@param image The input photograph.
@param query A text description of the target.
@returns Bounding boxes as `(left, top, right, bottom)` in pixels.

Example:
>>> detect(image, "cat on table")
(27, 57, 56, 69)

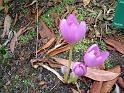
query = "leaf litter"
(1, 15, 11, 38)
(104, 37, 124, 55)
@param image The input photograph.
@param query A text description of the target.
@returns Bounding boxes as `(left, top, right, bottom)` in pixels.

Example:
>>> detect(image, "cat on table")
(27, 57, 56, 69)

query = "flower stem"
(64, 45, 73, 83)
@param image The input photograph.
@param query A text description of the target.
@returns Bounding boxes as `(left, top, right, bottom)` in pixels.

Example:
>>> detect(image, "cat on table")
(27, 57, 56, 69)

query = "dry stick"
(40, 64, 64, 82)
(36, 0, 39, 58)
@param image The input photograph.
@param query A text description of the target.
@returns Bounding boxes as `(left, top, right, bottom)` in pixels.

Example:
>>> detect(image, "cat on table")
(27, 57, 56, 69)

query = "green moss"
(41, 2, 64, 28)
(98, 40, 107, 51)
(19, 31, 36, 44)
(105, 57, 113, 69)
(77, 8, 99, 18)
(74, 38, 95, 52)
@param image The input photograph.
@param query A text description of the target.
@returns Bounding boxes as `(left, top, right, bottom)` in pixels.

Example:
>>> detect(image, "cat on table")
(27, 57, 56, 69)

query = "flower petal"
(84, 52, 97, 67)
(67, 14, 79, 25)
(86, 44, 100, 53)
(60, 19, 71, 42)
(73, 21, 87, 43)
(96, 51, 109, 65)
(72, 62, 87, 76)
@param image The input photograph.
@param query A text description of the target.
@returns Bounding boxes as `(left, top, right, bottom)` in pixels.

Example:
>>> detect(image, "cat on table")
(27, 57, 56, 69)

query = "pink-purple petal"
(72, 62, 87, 76)
(60, 14, 86, 44)
(84, 52, 97, 67)
(86, 44, 100, 53)
(67, 14, 79, 25)
(96, 51, 109, 64)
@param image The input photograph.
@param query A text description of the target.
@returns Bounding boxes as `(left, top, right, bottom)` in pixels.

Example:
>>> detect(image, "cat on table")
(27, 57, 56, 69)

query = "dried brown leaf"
(104, 38, 124, 54)
(52, 57, 68, 66)
(100, 65, 121, 93)
(83, 0, 91, 6)
(30, 58, 48, 68)
(85, 67, 120, 81)
(40, 19, 54, 39)
(106, 44, 115, 50)
(48, 63, 62, 68)
(10, 27, 26, 53)
(47, 44, 70, 56)
(36, 37, 56, 54)
(1, 15, 11, 38)
(117, 77, 124, 89)
(89, 81, 103, 93)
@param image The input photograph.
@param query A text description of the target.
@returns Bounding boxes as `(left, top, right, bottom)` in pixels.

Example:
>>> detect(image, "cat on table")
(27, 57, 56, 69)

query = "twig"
(40, 64, 64, 82)
(36, 0, 39, 58)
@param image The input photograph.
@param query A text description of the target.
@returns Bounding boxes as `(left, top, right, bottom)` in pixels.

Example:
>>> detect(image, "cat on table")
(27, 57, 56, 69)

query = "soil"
(0, 0, 124, 93)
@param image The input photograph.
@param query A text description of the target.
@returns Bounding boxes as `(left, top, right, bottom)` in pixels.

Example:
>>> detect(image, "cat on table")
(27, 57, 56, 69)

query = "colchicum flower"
(72, 62, 87, 76)
(60, 14, 86, 44)
(84, 44, 109, 67)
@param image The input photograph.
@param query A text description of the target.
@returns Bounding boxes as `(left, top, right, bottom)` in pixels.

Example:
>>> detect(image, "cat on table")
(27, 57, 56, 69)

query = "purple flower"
(60, 14, 86, 44)
(72, 62, 87, 76)
(84, 44, 109, 67)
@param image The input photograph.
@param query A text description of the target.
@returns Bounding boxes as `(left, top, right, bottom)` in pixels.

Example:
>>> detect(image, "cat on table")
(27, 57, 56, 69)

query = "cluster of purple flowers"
(60, 14, 109, 77)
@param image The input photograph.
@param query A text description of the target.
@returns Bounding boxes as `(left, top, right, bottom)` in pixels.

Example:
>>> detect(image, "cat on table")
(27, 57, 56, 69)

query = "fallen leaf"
(118, 35, 124, 43)
(89, 81, 103, 93)
(117, 77, 124, 89)
(40, 19, 54, 39)
(104, 38, 124, 54)
(100, 65, 121, 93)
(52, 57, 68, 66)
(106, 44, 115, 50)
(30, 58, 63, 69)
(47, 44, 70, 56)
(83, 0, 91, 6)
(36, 37, 56, 54)
(85, 67, 120, 81)
(1, 15, 11, 38)
(10, 27, 26, 53)
(30, 58, 48, 68)
(48, 63, 62, 68)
